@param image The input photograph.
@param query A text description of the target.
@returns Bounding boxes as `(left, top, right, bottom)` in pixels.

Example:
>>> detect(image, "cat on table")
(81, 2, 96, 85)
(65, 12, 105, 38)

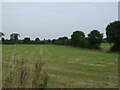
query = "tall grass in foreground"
(3, 56, 48, 88)
(32, 60, 48, 88)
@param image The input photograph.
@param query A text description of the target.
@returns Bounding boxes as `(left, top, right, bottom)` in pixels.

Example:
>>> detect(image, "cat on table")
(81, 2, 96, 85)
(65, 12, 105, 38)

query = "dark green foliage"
(2, 20, 119, 52)
(10, 33, 20, 44)
(0, 32, 4, 37)
(2, 37, 5, 41)
(106, 21, 120, 52)
(67, 39, 72, 45)
(71, 31, 85, 47)
(80, 38, 89, 48)
(17, 40, 24, 44)
(62, 37, 69, 45)
(47, 39, 52, 44)
(52, 37, 69, 45)
(110, 43, 120, 52)
(43, 39, 47, 44)
(2, 39, 12, 44)
(23, 37, 30, 44)
(102, 38, 107, 43)
(52, 39, 57, 44)
(35, 38, 40, 42)
(2, 39, 23, 44)
(88, 30, 103, 49)
(57, 37, 69, 45)
(35, 38, 40, 44)
(0, 32, 4, 44)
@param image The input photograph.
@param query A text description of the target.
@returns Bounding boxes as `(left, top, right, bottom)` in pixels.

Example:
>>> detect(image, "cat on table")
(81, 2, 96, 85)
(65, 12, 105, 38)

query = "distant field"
(2, 44, 118, 88)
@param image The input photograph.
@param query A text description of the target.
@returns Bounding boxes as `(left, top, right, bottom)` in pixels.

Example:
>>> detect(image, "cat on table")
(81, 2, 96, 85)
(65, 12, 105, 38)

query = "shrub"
(80, 38, 89, 48)
(110, 44, 120, 52)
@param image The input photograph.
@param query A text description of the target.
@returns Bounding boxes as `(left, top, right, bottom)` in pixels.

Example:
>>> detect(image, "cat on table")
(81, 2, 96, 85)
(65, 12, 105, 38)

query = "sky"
(2, 2, 118, 40)
(118, 1, 120, 21)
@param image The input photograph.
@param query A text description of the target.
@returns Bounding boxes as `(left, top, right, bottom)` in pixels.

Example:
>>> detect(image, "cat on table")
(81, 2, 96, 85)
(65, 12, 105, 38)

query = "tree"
(10, 33, 20, 44)
(35, 38, 40, 42)
(2, 37, 5, 41)
(0, 32, 5, 43)
(88, 30, 103, 49)
(35, 38, 40, 44)
(80, 38, 89, 48)
(67, 39, 72, 45)
(43, 39, 47, 44)
(62, 37, 69, 45)
(106, 21, 120, 52)
(56, 37, 69, 45)
(0, 32, 4, 37)
(71, 31, 85, 47)
(58, 37, 63, 45)
(102, 38, 107, 43)
(52, 39, 57, 44)
(47, 39, 52, 44)
(23, 37, 30, 44)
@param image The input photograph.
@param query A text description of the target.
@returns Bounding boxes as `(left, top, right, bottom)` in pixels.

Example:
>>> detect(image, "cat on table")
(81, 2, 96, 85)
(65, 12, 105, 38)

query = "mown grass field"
(2, 44, 118, 88)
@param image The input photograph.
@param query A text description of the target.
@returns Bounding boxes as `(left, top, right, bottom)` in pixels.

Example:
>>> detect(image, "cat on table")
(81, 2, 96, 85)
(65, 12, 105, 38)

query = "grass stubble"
(2, 44, 118, 88)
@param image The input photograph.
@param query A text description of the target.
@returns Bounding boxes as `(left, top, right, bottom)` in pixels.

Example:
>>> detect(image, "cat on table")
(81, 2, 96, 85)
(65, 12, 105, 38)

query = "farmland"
(2, 44, 118, 88)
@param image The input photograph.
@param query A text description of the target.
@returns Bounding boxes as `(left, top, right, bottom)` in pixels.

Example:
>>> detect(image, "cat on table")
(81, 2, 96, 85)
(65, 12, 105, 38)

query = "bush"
(80, 38, 89, 48)
(88, 43, 101, 50)
(110, 44, 120, 52)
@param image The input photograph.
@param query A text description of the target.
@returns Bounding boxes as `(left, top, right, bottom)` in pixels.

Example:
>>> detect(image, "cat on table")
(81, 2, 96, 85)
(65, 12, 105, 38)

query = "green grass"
(2, 44, 118, 88)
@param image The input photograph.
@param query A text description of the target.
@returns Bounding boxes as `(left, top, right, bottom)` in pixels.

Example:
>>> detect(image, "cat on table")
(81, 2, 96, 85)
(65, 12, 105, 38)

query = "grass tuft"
(3, 56, 48, 88)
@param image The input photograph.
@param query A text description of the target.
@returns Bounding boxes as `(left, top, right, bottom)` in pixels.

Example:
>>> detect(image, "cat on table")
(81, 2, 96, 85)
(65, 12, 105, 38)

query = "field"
(2, 44, 118, 88)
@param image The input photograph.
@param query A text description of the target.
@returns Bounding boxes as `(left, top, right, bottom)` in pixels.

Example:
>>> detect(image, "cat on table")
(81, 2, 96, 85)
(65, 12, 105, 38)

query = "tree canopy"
(10, 33, 20, 44)
(23, 37, 30, 44)
(71, 31, 85, 47)
(106, 21, 120, 51)
(10, 33, 20, 40)
(0, 32, 4, 37)
(2, 20, 119, 52)
(35, 38, 40, 42)
(88, 30, 103, 49)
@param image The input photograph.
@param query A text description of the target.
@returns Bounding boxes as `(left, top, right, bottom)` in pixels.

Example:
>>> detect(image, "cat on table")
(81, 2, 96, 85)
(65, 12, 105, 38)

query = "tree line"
(0, 21, 120, 52)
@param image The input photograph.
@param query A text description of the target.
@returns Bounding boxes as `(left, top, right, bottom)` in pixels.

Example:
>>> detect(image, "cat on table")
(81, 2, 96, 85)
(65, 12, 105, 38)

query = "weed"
(32, 60, 48, 88)
(3, 56, 48, 88)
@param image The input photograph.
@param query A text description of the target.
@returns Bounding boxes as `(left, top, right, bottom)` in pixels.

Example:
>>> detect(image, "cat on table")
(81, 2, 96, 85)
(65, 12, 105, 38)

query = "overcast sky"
(2, 2, 118, 40)
(118, 1, 120, 21)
